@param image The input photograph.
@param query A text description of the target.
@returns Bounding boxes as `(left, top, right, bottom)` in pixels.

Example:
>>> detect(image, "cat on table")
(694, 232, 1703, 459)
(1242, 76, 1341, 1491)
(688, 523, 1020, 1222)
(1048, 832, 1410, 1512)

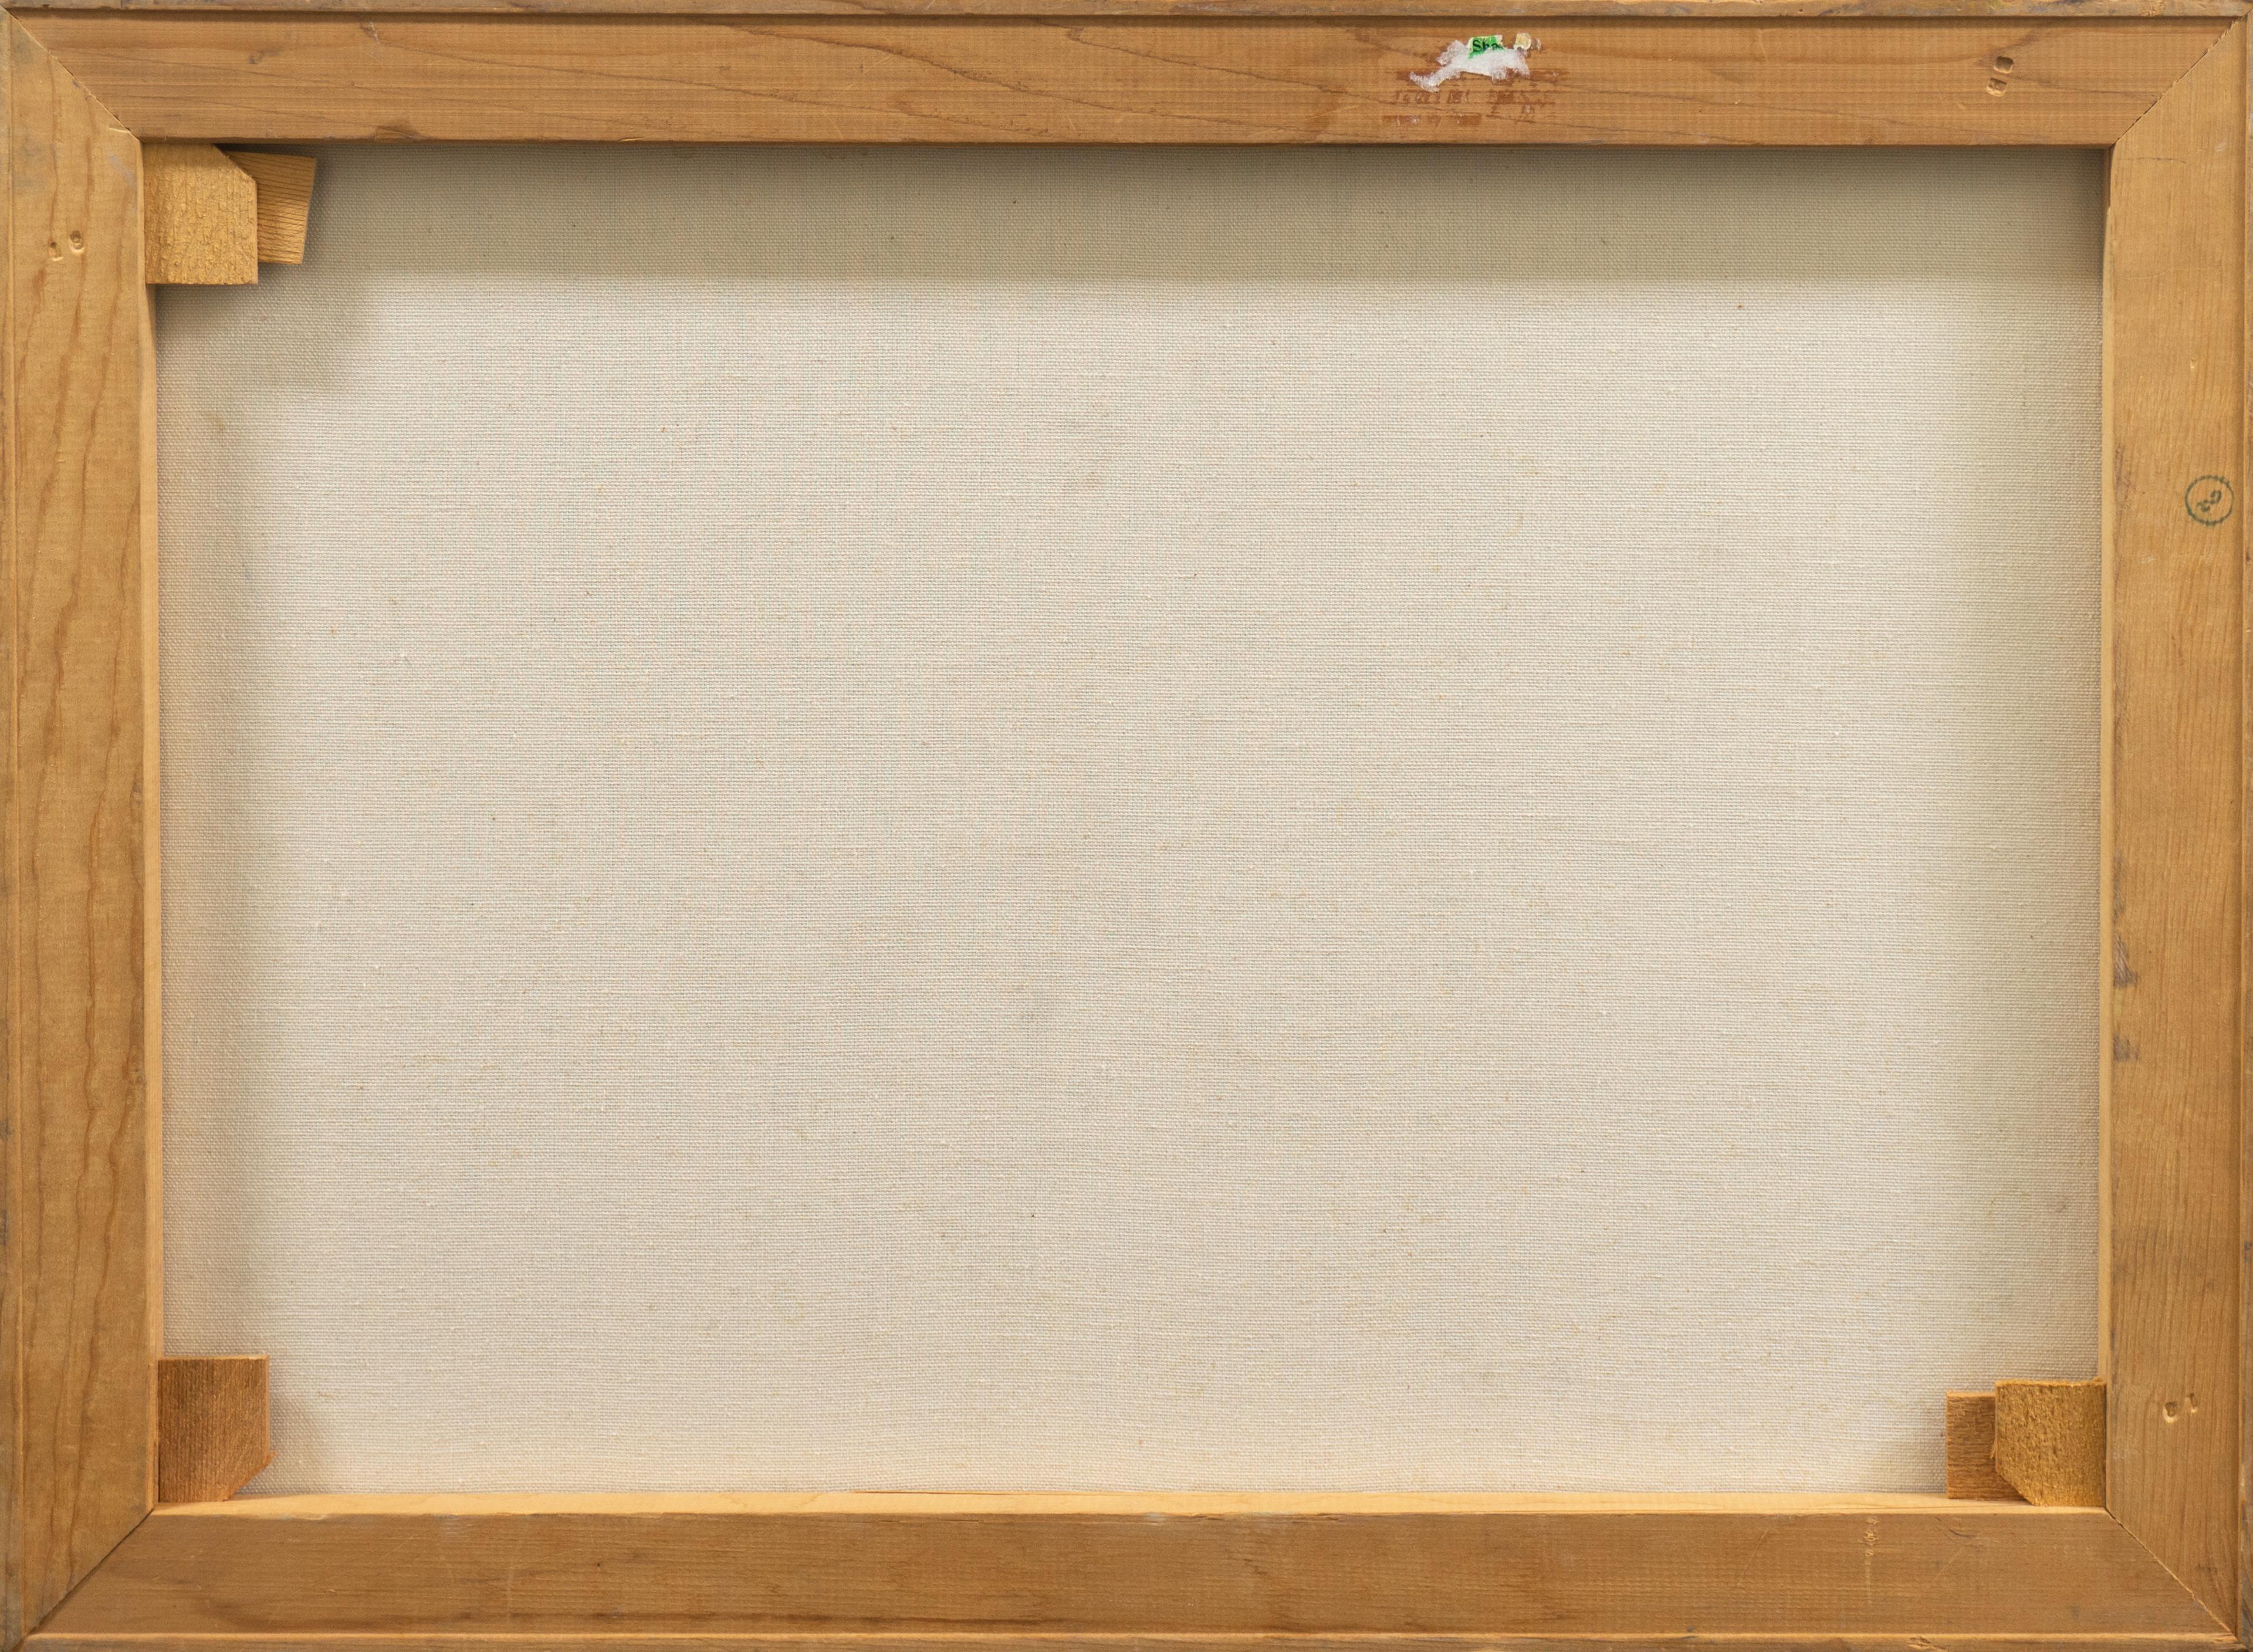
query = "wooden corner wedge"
(141, 141, 256, 283)
(1946, 1382, 2106, 1505)
(222, 150, 316, 264)
(1944, 1391, 2025, 1501)
(1991, 1379, 2106, 1506)
(157, 1357, 273, 1504)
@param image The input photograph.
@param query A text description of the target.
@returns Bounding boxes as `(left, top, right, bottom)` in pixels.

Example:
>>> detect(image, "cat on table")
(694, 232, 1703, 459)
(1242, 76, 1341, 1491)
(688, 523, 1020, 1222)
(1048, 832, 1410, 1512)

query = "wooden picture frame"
(1, 4, 2242, 1646)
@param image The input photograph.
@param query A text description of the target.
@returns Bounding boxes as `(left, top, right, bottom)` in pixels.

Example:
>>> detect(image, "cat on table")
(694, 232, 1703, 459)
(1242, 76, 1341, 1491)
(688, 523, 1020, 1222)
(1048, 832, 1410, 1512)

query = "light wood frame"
(1, 4, 2244, 1646)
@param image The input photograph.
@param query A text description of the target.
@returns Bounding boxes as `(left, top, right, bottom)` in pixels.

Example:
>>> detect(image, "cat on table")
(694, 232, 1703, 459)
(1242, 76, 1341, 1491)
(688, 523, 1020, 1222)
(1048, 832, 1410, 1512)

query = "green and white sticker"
(1412, 31, 1538, 89)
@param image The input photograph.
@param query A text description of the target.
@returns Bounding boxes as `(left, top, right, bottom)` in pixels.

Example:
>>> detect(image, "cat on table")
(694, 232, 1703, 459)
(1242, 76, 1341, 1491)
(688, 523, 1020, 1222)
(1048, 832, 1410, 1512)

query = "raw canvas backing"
(156, 144, 2102, 1494)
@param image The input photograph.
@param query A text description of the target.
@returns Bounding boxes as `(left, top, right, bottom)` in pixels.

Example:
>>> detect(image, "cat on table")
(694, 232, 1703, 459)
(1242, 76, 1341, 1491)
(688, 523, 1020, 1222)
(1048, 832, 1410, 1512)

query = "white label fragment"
(1410, 31, 1539, 90)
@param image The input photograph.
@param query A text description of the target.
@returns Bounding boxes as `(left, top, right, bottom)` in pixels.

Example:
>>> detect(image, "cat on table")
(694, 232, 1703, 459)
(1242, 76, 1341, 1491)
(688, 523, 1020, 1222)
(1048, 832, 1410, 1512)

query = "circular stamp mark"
(2186, 475, 2235, 526)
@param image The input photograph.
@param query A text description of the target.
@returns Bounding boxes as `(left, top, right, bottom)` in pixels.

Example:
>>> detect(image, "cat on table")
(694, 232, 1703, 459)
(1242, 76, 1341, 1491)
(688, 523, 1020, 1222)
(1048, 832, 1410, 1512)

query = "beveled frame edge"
(2103, 16, 2247, 1634)
(2, 9, 2241, 1650)
(2, 14, 155, 1651)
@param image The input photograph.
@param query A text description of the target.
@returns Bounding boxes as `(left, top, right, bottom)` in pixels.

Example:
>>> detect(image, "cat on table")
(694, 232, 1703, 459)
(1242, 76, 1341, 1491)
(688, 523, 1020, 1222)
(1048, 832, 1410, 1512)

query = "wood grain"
(155, 1358, 269, 1504)
(14, 15, 2225, 145)
(2102, 16, 2246, 1633)
(2242, 13, 2253, 1644)
(1992, 1380, 2106, 1507)
(26, 1638, 2237, 1652)
(0, 8, 2236, 1649)
(24, 1495, 2231, 1646)
(3, 0, 2247, 15)
(0, 13, 156, 1648)
(140, 142, 254, 282)
(1946, 1392, 2025, 1501)
(220, 150, 312, 263)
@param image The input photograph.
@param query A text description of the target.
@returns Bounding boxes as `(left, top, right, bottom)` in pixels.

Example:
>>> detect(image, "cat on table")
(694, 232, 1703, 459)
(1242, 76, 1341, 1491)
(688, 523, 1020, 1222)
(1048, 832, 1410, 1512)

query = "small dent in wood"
(1986, 53, 2014, 94)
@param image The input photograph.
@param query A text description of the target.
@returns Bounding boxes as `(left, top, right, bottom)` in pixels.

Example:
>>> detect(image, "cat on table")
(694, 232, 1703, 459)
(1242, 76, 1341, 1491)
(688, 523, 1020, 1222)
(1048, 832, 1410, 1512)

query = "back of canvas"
(155, 144, 2102, 1495)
